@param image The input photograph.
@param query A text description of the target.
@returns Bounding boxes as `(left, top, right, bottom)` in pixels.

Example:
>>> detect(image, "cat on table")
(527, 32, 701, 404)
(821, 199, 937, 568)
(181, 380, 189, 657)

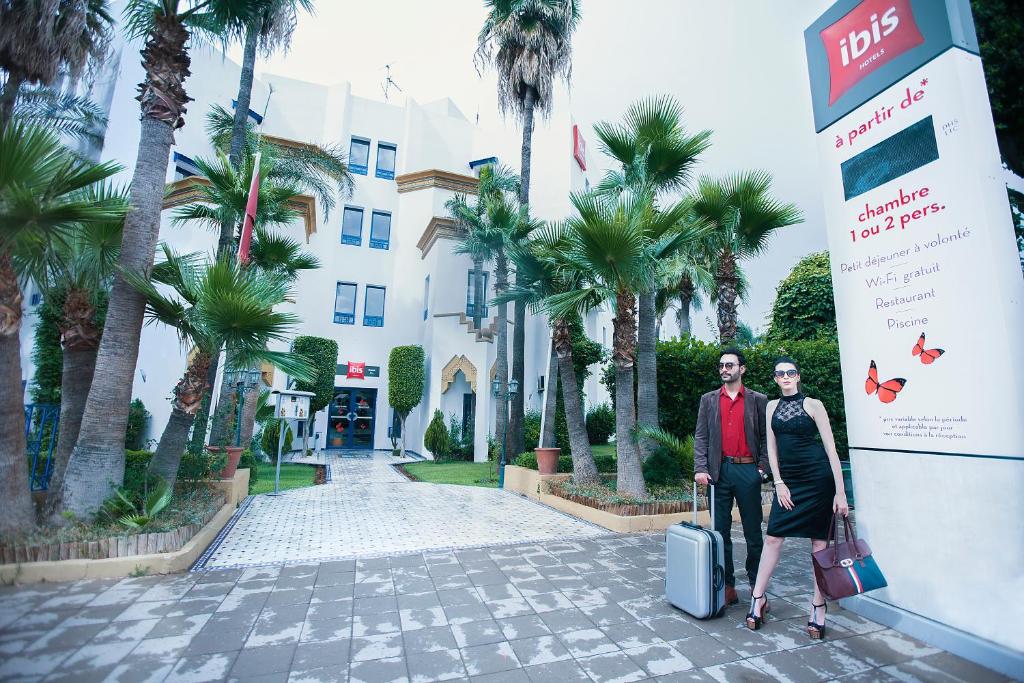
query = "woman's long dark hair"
(774, 356, 803, 394)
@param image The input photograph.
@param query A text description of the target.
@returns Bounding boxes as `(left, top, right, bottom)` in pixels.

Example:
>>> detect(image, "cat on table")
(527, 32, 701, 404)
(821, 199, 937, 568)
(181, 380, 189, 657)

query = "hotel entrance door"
(326, 388, 377, 449)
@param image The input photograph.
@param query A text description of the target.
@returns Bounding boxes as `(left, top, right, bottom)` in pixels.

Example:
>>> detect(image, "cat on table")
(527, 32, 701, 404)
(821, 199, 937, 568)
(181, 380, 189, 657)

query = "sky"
(231, 0, 837, 341)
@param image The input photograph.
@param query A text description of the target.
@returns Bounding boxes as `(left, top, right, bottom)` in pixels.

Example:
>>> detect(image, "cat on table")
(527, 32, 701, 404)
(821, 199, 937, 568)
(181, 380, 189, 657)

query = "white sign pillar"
(804, 0, 1024, 676)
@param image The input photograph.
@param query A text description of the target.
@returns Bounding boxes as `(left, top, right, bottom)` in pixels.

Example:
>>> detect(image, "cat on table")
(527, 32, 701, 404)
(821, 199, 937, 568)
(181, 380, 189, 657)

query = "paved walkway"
(196, 451, 610, 569)
(0, 453, 1011, 682)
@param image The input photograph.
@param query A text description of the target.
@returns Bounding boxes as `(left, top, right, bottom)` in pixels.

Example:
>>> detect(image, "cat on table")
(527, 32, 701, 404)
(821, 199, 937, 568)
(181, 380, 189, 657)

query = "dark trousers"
(714, 460, 764, 588)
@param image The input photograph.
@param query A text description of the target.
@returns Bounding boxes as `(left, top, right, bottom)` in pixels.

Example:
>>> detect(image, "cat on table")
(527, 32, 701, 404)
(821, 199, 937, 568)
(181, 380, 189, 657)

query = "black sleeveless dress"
(766, 393, 836, 539)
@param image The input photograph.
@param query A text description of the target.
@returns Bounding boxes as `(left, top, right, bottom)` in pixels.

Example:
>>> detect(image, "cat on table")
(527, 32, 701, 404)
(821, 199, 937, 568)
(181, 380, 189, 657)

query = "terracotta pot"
(534, 447, 561, 475)
(330, 436, 343, 447)
(208, 446, 244, 480)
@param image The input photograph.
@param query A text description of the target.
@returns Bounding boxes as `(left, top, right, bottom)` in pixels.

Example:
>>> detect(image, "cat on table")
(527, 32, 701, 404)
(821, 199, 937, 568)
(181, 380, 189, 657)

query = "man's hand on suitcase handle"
(695, 472, 711, 487)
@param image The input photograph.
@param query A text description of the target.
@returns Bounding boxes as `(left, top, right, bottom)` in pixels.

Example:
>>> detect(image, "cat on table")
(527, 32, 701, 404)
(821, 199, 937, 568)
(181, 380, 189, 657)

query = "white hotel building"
(21, 46, 619, 460)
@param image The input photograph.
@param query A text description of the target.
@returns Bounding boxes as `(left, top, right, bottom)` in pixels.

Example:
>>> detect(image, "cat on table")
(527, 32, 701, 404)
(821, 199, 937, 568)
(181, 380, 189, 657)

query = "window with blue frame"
(350, 137, 370, 175)
(423, 275, 430, 320)
(364, 285, 386, 327)
(341, 206, 363, 246)
(333, 282, 357, 324)
(376, 143, 397, 179)
(173, 152, 201, 180)
(466, 270, 489, 318)
(369, 211, 391, 250)
(231, 100, 264, 125)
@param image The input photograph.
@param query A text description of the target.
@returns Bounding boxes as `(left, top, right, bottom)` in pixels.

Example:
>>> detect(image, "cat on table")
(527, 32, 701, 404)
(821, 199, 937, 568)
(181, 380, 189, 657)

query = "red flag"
(237, 152, 261, 264)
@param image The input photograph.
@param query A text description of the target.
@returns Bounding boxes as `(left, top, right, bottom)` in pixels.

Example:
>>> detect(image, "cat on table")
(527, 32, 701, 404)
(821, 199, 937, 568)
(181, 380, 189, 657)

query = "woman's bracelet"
(774, 481, 786, 487)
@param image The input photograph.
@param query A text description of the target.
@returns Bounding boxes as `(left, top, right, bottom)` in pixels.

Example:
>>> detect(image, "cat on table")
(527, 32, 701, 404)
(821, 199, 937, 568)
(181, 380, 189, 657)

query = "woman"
(745, 357, 849, 639)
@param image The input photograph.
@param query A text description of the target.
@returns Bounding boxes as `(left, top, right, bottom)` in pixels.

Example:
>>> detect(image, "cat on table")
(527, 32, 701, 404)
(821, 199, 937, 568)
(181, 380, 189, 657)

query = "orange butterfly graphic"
(865, 361, 906, 403)
(912, 333, 944, 364)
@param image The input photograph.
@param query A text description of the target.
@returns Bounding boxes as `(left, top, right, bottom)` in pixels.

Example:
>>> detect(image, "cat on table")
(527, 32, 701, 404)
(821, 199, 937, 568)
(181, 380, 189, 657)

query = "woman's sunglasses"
(774, 369, 799, 378)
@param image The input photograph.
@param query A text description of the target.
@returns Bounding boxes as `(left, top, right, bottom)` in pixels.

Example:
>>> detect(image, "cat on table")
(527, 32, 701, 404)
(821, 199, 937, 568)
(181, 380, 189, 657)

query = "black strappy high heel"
(745, 594, 769, 630)
(807, 601, 827, 639)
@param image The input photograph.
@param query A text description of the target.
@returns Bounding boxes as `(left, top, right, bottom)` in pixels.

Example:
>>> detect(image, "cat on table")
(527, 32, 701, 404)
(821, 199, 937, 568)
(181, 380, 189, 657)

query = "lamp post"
(491, 376, 519, 489)
(225, 368, 262, 447)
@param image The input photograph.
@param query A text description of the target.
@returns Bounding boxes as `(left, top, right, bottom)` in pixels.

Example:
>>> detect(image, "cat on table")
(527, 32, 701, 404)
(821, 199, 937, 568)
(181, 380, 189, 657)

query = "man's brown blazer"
(693, 387, 769, 483)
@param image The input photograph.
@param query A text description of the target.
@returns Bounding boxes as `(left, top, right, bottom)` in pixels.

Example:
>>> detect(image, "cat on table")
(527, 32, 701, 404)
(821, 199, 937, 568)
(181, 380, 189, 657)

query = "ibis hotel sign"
(804, 0, 1024, 671)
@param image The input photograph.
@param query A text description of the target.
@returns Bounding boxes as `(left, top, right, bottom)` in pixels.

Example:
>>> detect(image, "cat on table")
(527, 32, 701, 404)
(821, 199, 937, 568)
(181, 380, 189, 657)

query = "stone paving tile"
(348, 655, 408, 683)
(406, 648, 466, 682)
(497, 615, 551, 641)
(576, 650, 648, 683)
(507, 634, 571, 666)
(168, 651, 239, 682)
(403, 626, 459, 654)
(450, 619, 505, 648)
(522, 658, 592, 682)
(460, 641, 520, 676)
(623, 643, 695, 677)
(350, 632, 404, 661)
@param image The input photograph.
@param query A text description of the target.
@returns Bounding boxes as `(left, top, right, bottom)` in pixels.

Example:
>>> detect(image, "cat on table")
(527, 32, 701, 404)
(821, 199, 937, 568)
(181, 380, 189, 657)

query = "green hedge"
(513, 451, 616, 474)
(292, 336, 339, 415)
(617, 336, 848, 457)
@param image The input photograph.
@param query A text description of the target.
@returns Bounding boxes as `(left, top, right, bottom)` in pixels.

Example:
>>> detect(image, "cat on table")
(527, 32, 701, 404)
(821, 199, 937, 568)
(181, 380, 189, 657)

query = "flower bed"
(550, 480, 706, 517)
(0, 487, 225, 564)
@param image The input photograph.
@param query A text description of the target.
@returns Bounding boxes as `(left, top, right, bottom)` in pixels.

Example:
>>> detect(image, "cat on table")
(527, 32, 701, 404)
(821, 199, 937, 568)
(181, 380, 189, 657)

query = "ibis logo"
(820, 0, 924, 105)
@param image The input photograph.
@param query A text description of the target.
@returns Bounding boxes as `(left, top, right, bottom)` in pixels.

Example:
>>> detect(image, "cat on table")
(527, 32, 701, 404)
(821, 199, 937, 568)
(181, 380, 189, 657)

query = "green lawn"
(592, 443, 616, 458)
(250, 462, 317, 495)
(402, 461, 499, 488)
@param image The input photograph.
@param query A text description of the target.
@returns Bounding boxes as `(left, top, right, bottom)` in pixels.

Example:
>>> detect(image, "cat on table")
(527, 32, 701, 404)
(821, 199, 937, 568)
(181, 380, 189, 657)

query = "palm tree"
(125, 247, 314, 489)
(445, 164, 519, 332)
(0, 0, 115, 128)
(475, 0, 580, 459)
(200, 106, 353, 448)
(25, 183, 129, 519)
(9, 86, 108, 146)
(61, 0, 268, 518)
(690, 171, 803, 342)
(593, 96, 711, 458)
(0, 123, 123, 532)
(499, 223, 600, 484)
(450, 188, 531, 470)
(550, 190, 695, 497)
(169, 148, 314, 449)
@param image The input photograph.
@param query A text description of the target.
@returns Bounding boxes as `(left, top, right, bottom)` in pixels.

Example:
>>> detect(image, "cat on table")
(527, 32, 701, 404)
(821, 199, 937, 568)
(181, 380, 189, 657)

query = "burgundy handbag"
(811, 514, 887, 600)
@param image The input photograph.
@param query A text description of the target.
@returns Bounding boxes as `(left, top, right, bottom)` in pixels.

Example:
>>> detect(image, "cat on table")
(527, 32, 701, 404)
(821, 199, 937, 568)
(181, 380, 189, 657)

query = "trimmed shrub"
(424, 409, 451, 460)
(238, 449, 259, 492)
(292, 336, 339, 416)
(524, 410, 541, 451)
(585, 403, 615, 445)
(388, 346, 426, 453)
(125, 399, 150, 450)
(642, 446, 686, 487)
(30, 291, 64, 406)
(767, 252, 837, 342)
(260, 422, 294, 462)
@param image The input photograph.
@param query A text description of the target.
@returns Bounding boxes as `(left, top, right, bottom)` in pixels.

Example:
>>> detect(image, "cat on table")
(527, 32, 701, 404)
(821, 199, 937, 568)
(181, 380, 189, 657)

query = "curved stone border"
(0, 470, 249, 585)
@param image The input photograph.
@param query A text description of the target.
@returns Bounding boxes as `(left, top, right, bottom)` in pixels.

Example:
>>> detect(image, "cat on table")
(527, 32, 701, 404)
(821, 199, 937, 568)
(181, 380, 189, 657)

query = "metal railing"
(25, 404, 60, 491)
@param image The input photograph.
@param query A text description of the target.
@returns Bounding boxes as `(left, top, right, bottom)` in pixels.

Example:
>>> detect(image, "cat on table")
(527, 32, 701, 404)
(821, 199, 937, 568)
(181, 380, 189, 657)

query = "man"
(694, 348, 769, 606)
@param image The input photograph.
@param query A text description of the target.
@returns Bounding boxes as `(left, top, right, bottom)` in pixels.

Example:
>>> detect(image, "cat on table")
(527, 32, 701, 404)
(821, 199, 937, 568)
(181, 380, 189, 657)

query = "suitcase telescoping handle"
(692, 482, 714, 528)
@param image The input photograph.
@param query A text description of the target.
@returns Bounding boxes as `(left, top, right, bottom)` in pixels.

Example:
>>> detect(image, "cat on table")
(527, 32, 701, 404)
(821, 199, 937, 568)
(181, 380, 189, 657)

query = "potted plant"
(534, 447, 561, 475)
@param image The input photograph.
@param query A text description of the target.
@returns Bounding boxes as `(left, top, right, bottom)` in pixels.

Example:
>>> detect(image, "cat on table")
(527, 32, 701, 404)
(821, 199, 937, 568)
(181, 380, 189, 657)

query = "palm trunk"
(0, 254, 35, 532)
(540, 340, 558, 448)
(0, 72, 24, 131)
(494, 251, 509, 479)
(472, 257, 484, 331)
(150, 350, 211, 488)
(677, 275, 694, 337)
(62, 13, 191, 517)
(636, 291, 658, 460)
(612, 290, 646, 498)
(510, 87, 536, 462)
(239, 381, 260, 446)
(42, 287, 101, 521)
(716, 250, 740, 343)
(553, 319, 598, 485)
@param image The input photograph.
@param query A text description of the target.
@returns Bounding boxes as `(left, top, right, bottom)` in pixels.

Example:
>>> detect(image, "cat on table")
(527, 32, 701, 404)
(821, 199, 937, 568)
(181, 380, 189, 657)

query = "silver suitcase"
(665, 483, 726, 619)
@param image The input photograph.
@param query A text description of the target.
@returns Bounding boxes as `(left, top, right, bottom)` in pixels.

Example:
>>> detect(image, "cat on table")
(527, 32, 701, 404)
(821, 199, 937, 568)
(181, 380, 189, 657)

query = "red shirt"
(719, 385, 751, 458)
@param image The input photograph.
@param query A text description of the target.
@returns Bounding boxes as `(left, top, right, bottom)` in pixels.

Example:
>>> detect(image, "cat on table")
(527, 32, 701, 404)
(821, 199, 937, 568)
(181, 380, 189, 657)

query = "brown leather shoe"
(725, 585, 739, 606)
